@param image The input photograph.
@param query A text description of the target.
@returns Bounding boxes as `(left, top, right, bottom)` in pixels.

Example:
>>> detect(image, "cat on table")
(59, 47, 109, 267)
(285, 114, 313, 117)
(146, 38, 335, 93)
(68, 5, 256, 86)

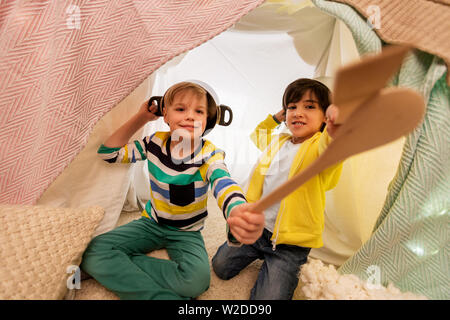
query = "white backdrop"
(144, 31, 315, 184)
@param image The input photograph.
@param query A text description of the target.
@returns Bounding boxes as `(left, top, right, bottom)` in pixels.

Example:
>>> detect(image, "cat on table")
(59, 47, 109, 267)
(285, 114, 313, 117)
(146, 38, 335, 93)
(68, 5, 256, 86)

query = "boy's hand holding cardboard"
(227, 203, 265, 245)
(325, 104, 341, 139)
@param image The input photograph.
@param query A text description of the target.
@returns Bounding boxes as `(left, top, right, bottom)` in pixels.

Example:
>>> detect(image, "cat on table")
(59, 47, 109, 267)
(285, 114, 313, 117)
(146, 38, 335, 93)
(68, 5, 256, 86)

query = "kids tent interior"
(0, 0, 448, 300)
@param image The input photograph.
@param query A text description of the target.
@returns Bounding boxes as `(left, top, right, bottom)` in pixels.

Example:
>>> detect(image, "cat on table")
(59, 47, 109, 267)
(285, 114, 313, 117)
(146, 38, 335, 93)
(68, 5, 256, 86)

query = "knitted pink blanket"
(0, 0, 263, 204)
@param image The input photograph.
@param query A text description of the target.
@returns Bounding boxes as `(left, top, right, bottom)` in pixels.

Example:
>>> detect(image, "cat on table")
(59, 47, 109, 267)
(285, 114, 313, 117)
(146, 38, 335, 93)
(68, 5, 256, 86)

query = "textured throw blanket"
(313, 0, 449, 300)
(334, 0, 450, 85)
(0, 0, 264, 205)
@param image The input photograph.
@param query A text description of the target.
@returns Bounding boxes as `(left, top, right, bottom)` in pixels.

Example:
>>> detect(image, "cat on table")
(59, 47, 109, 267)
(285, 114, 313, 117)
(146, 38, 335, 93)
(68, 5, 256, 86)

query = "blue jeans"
(212, 229, 310, 300)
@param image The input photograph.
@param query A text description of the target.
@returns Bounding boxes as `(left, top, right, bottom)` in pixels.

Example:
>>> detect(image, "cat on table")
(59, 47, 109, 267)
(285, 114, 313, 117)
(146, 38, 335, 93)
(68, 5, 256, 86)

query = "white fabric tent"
(37, 3, 404, 266)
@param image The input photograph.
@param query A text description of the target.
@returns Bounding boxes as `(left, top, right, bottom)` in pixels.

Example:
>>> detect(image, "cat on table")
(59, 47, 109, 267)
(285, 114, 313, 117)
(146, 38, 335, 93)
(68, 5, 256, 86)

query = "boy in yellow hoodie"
(212, 78, 343, 299)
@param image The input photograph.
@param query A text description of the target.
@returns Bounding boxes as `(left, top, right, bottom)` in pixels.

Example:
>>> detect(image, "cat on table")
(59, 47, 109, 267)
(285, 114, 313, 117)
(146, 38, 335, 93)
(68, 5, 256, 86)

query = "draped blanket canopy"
(333, 0, 450, 85)
(2, 0, 448, 206)
(0, 0, 264, 205)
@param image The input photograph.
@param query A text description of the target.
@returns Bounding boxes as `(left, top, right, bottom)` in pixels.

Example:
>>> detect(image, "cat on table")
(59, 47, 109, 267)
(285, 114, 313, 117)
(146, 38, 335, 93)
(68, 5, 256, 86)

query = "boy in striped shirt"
(81, 81, 264, 300)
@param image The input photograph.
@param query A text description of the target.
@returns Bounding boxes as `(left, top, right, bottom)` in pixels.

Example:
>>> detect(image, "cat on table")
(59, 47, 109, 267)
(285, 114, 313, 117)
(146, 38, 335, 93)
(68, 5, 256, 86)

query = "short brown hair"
(164, 82, 216, 119)
(282, 78, 331, 113)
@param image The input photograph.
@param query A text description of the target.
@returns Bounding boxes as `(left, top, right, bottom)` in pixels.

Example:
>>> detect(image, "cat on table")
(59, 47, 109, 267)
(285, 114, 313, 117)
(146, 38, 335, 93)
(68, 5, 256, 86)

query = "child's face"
(285, 90, 325, 143)
(163, 89, 208, 141)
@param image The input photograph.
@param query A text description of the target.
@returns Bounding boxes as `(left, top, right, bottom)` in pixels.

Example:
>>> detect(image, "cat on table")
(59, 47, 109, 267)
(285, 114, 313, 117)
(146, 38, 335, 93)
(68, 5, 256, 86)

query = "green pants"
(80, 217, 210, 300)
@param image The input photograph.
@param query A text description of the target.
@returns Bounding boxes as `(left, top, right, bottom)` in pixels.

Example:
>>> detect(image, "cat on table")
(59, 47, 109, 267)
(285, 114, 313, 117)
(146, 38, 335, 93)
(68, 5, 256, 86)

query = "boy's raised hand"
(227, 203, 265, 245)
(274, 109, 286, 123)
(325, 104, 341, 138)
(103, 100, 160, 148)
(139, 100, 160, 122)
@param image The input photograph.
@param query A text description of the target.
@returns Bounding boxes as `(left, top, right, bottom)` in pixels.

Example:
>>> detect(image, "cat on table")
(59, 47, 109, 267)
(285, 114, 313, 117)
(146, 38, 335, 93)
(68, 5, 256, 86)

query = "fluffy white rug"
(300, 258, 427, 300)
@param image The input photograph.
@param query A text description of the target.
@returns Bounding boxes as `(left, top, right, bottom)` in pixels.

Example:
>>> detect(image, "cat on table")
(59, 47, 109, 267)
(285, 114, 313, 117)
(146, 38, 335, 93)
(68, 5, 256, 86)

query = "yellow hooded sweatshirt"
(246, 115, 343, 248)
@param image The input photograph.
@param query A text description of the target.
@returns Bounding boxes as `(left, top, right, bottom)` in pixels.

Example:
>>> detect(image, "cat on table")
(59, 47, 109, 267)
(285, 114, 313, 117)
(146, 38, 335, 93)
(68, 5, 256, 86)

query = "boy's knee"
(178, 266, 211, 298)
(212, 253, 234, 280)
(192, 269, 211, 297)
(84, 233, 112, 252)
(80, 234, 114, 272)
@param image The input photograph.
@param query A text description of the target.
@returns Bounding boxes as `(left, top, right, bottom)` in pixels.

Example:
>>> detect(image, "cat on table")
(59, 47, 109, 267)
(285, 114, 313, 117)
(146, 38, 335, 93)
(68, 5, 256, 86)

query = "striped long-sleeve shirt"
(98, 131, 246, 233)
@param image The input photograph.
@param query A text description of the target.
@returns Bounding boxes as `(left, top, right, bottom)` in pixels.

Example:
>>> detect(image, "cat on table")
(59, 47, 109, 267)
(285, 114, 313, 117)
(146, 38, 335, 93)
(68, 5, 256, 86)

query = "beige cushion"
(0, 205, 104, 300)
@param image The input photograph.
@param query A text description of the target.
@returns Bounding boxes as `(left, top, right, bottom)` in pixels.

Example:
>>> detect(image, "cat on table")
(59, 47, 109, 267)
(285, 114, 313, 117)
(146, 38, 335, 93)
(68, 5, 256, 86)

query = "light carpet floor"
(74, 194, 308, 300)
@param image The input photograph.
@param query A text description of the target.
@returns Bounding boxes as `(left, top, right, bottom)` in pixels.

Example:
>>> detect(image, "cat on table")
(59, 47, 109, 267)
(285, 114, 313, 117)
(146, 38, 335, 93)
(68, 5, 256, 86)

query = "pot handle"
(218, 104, 233, 126)
(148, 96, 163, 116)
